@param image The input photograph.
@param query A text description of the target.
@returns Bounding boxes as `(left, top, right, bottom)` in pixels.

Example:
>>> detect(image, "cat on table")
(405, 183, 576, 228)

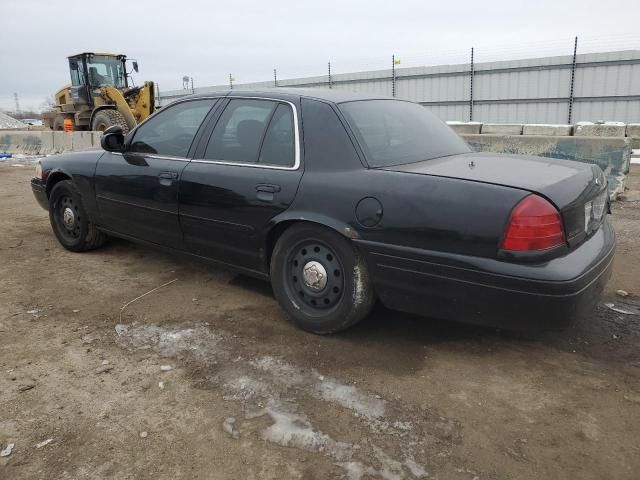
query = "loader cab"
(68, 53, 129, 106)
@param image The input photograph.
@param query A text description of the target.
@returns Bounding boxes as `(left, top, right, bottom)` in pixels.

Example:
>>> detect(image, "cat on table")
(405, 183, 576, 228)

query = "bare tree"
(39, 95, 56, 112)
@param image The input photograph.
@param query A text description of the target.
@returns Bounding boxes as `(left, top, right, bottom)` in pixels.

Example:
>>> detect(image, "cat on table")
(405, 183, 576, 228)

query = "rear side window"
(339, 100, 470, 167)
(204, 99, 276, 163)
(129, 99, 215, 157)
(259, 104, 295, 166)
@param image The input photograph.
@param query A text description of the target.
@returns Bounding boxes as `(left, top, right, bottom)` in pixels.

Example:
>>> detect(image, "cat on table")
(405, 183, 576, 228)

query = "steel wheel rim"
(286, 240, 345, 312)
(55, 195, 81, 241)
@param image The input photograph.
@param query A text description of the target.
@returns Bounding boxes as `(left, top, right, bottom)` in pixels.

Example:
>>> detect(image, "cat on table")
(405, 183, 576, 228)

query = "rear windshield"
(339, 100, 471, 167)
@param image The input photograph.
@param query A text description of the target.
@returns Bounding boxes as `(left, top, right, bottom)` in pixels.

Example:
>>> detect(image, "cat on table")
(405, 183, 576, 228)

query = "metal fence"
(158, 45, 640, 125)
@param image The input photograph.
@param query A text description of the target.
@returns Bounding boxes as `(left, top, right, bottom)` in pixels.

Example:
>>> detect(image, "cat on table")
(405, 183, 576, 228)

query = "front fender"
(44, 166, 74, 196)
(40, 150, 104, 224)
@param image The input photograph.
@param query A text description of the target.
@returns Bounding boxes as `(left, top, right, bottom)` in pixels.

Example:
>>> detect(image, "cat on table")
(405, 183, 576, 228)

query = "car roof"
(189, 87, 395, 104)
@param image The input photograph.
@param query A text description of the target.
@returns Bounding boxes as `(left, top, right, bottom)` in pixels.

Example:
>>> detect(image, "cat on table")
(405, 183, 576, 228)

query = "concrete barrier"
(481, 124, 523, 135)
(0, 130, 102, 155)
(522, 124, 573, 136)
(446, 122, 482, 135)
(626, 124, 640, 149)
(574, 122, 626, 137)
(462, 134, 631, 199)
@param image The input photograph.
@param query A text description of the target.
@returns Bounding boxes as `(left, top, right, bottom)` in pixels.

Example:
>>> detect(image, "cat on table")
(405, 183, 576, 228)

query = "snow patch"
(114, 323, 224, 361)
(114, 324, 430, 478)
(337, 445, 428, 480)
(316, 379, 385, 420)
(0, 111, 26, 129)
(250, 355, 385, 421)
(223, 375, 272, 401)
(258, 401, 353, 460)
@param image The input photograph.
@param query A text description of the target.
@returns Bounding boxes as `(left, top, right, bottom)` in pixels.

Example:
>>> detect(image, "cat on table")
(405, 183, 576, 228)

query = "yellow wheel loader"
(43, 52, 155, 133)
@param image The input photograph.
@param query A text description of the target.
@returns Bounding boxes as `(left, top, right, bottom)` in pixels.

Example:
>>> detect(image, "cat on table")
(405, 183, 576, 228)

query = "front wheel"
(49, 180, 106, 252)
(270, 224, 375, 334)
(91, 109, 129, 133)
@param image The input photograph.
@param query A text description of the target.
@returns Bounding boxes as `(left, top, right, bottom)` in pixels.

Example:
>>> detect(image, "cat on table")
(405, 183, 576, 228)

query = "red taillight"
(501, 195, 565, 251)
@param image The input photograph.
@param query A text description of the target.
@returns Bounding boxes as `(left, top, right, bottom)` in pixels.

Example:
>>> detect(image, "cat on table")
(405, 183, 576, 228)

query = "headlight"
(35, 162, 43, 179)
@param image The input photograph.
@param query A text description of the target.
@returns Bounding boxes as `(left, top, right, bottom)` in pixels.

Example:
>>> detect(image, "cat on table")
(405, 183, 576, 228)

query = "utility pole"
(229, 73, 234, 90)
(568, 36, 578, 124)
(274, 69, 278, 88)
(328, 62, 332, 89)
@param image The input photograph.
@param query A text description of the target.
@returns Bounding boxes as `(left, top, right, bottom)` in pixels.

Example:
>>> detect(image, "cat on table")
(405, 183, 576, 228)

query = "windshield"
(86, 55, 126, 88)
(339, 100, 471, 168)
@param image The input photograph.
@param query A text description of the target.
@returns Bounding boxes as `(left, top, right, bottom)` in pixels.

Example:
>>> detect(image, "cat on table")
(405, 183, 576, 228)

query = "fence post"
(328, 62, 332, 88)
(274, 69, 278, 88)
(229, 73, 233, 90)
(392, 55, 396, 97)
(568, 36, 578, 124)
(469, 47, 475, 122)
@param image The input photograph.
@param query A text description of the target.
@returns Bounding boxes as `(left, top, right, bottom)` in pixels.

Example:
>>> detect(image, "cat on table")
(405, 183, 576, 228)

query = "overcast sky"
(1, 0, 639, 111)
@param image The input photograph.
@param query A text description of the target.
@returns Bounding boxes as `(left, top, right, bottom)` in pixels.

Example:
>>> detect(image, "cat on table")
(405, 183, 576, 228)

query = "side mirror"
(100, 125, 125, 152)
(132, 61, 139, 73)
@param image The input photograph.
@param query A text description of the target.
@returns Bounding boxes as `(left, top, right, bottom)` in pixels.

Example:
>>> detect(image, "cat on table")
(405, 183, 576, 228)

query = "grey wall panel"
(573, 100, 640, 123)
(159, 50, 640, 123)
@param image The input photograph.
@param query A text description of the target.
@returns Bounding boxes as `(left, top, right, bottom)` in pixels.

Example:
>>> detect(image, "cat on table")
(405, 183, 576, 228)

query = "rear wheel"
(270, 224, 375, 334)
(49, 180, 106, 252)
(91, 109, 129, 133)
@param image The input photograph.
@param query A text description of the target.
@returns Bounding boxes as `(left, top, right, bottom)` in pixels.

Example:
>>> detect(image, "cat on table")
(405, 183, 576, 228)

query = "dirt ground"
(1, 162, 639, 480)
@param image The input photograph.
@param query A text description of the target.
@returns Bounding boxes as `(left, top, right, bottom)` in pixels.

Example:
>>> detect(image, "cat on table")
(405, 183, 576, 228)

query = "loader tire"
(91, 110, 130, 133)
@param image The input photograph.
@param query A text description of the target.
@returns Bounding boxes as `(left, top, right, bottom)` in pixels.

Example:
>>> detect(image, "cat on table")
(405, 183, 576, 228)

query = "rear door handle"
(159, 171, 178, 179)
(255, 183, 281, 202)
(158, 171, 178, 186)
(256, 183, 281, 193)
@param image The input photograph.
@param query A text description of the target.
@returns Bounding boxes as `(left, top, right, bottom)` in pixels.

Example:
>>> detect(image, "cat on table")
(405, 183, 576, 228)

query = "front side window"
(339, 100, 471, 168)
(86, 55, 126, 88)
(128, 100, 215, 157)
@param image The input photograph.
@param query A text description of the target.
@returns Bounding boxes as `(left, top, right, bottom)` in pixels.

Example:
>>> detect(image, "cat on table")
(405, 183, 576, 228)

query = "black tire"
(52, 116, 65, 131)
(270, 224, 375, 334)
(91, 109, 129, 133)
(49, 180, 106, 252)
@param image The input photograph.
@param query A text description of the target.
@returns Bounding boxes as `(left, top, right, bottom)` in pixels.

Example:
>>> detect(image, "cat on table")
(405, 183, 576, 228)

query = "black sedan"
(31, 89, 615, 334)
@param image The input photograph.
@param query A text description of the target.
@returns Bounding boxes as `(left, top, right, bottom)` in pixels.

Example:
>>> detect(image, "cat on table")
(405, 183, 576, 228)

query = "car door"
(94, 99, 218, 248)
(179, 97, 303, 272)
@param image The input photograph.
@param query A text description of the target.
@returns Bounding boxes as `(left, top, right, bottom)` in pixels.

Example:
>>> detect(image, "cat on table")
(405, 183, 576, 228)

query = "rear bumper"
(31, 178, 49, 210)
(357, 218, 615, 330)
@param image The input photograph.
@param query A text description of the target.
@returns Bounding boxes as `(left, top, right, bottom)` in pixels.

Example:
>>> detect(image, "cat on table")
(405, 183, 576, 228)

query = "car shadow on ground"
(96, 238, 639, 366)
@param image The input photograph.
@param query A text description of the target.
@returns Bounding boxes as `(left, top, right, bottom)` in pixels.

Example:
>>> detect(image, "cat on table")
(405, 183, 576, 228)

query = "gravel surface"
(1, 164, 639, 479)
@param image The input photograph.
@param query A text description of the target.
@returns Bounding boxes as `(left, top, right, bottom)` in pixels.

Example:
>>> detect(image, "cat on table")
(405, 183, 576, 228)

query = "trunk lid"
(382, 152, 608, 246)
